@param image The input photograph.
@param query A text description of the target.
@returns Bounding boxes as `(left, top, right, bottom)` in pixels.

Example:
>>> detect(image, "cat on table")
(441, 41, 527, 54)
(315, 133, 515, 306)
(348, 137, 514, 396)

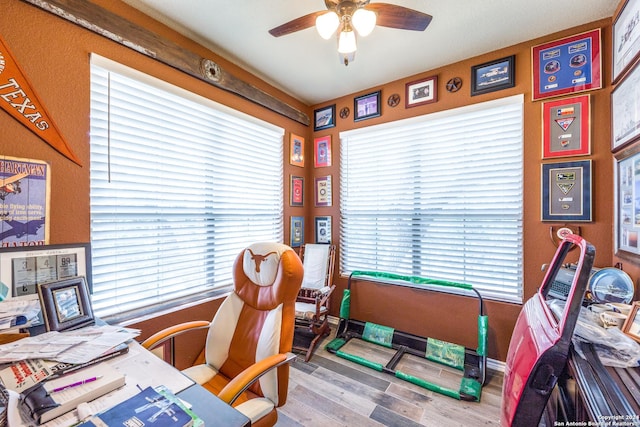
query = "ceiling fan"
(268, 1, 432, 66)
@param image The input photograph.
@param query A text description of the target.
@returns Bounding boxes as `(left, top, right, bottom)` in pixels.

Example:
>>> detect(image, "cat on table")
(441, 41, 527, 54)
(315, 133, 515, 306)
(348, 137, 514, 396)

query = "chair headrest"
(243, 242, 291, 286)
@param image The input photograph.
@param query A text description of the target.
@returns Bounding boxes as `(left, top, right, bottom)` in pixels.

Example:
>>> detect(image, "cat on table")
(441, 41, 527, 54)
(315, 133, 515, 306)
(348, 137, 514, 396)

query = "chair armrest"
(218, 352, 297, 405)
(316, 284, 336, 306)
(140, 320, 210, 350)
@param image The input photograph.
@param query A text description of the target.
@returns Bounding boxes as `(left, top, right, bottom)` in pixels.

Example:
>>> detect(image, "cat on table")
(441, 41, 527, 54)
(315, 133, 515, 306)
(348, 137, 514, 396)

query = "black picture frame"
(471, 55, 515, 96)
(541, 160, 592, 222)
(38, 276, 95, 332)
(354, 91, 381, 121)
(314, 104, 336, 131)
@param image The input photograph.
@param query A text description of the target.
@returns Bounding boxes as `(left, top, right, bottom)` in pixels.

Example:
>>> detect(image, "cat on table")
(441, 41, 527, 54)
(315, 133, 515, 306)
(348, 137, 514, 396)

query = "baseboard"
(325, 315, 506, 372)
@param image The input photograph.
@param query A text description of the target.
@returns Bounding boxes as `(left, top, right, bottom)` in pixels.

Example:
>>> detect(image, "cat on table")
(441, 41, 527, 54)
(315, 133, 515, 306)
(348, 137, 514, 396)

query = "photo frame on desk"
(38, 276, 95, 332)
(622, 302, 640, 343)
(0, 243, 92, 300)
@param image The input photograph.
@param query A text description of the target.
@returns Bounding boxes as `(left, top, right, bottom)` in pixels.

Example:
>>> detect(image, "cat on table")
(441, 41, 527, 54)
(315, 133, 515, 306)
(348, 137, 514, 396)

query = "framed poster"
(315, 175, 332, 207)
(354, 91, 381, 121)
(532, 29, 601, 101)
(405, 76, 437, 107)
(542, 95, 591, 158)
(290, 175, 304, 207)
(541, 160, 592, 222)
(314, 104, 335, 131)
(290, 216, 304, 248)
(0, 243, 92, 302)
(289, 133, 304, 167)
(1, 156, 50, 246)
(614, 142, 640, 260)
(471, 55, 515, 96)
(612, 60, 640, 151)
(314, 135, 332, 168)
(315, 216, 332, 244)
(613, 0, 640, 83)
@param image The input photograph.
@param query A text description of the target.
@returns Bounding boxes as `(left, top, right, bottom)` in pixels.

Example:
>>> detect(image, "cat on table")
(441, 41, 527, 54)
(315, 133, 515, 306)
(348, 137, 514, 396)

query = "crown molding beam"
(20, 0, 310, 126)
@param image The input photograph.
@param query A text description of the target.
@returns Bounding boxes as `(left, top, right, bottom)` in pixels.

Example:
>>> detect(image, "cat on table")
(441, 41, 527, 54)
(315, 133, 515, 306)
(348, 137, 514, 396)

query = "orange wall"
(1, 1, 628, 362)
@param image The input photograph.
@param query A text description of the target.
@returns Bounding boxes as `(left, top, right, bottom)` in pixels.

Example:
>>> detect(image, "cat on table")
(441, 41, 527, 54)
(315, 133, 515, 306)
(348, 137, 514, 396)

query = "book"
(19, 363, 126, 424)
(79, 386, 194, 427)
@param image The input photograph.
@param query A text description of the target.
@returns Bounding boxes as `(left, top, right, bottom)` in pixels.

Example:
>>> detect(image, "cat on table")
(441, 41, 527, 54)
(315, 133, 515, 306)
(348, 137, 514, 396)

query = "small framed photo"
(541, 160, 592, 222)
(612, 60, 640, 151)
(405, 76, 437, 107)
(613, 0, 640, 83)
(290, 175, 304, 207)
(289, 133, 304, 167)
(542, 94, 591, 159)
(315, 175, 332, 207)
(621, 301, 640, 343)
(290, 216, 304, 248)
(314, 135, 332, 168)
(37, 276, 95, 332)
(314, 104, 336, 131)
(471, 55, 515, 96)
(354, 91, 381, 121)
(532, 29, 601, 101)
(315, 216, 332, 244)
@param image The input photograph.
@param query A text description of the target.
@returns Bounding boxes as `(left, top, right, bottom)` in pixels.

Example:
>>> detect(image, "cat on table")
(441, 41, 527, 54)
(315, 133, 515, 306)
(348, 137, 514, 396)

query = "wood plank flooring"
(278, 327, 503, 426)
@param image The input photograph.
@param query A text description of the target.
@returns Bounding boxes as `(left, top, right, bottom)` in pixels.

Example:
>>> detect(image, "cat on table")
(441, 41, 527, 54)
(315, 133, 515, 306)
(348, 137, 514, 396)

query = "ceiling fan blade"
(366, 3, 432, 31)
(268, 11, 327, 37)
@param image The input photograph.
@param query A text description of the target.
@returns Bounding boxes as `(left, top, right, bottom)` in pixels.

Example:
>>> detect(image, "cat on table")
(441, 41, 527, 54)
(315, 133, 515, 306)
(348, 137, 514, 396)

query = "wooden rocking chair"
(293, 244, 336, 362)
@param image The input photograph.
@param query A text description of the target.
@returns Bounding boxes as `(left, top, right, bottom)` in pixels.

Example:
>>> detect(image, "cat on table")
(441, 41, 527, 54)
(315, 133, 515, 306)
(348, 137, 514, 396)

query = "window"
(89, 55, 284, 319)
(340, 95, 523, 303)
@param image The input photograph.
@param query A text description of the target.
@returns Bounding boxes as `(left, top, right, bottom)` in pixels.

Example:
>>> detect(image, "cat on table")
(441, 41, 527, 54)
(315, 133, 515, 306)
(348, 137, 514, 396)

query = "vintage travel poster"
(0, 156, 50, 247)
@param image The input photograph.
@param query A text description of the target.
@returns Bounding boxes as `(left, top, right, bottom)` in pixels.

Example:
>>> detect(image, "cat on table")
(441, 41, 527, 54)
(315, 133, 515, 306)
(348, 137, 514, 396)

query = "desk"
(551, 343, 640, 424)
(11, 339, 250, 427)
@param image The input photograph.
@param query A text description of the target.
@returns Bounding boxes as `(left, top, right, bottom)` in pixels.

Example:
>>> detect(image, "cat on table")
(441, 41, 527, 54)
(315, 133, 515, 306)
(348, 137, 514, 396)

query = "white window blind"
(89, 55, 284, 318)
(340, 95, 524, 303)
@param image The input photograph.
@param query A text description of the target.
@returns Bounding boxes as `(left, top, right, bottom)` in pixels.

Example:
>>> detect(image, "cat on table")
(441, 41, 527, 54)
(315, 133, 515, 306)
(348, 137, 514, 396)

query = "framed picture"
(314, 135, 332, 168)
(314, 104, 336, 131)
(315, 216, 332, 244)
(405, 76, 437, 107)
(532, 29, 601, 101)
(542, 94, 591, 158)
(315, 175, 332, 207)
(613, 0, 640, 83)
(541, 160, 592, 222)
(612, 60, 640, 151)
(0, 243, 92, 300)
(622, 302, 640, 343)
(37, 276, 95, 332)
(290, 216, 304, 248)
(614, 142, 640, 260)
(354, 91, 381, 121)
(290, 175, 304, 207)
(289, 133, 304, 167)
(471, 55, 515, 96)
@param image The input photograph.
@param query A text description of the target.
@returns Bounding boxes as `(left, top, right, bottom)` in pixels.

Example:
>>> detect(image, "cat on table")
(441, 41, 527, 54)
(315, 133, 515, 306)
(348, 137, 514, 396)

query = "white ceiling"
(121, 0, 618, 106)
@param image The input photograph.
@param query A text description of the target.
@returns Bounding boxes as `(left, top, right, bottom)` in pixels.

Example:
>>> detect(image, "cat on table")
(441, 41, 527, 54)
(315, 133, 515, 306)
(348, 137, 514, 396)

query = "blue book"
(79, 386, 194, 427)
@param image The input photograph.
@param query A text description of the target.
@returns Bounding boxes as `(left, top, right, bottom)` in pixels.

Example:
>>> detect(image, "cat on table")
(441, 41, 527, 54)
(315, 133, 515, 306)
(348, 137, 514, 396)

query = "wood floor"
(277, 327, 504, 427)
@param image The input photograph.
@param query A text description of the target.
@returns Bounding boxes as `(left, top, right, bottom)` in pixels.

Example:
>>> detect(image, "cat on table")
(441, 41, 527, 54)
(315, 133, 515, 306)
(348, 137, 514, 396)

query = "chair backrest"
(204, 242, 303, 406)
(300, 244, 335, 290)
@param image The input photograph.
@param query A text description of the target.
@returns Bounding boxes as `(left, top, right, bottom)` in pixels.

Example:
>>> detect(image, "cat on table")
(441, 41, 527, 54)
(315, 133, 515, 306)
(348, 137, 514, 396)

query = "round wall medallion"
(339, 107, 350, 119)
(446, 77, 462, 93)
(387, 93, 400, 107)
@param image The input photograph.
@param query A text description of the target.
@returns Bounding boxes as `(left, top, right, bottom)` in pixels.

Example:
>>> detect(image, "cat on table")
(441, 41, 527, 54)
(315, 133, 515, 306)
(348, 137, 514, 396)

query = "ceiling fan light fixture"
(316, 11, 340, 40)
(337, 28, 357, 54)
(352, 8, 376, 37)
